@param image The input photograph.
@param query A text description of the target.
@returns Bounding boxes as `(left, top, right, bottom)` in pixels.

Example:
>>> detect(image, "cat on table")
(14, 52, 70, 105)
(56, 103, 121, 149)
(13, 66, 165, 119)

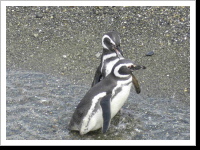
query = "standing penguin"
(91, 31, 124, 87)
(69, 59, 146, 135)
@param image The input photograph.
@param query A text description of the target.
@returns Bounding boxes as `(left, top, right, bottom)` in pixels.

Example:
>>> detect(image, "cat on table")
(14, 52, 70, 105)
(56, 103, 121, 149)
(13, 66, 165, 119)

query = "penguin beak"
(129, 65, 146, 72)
(133, 65, 146, 71)
(114, 46, 123, 58)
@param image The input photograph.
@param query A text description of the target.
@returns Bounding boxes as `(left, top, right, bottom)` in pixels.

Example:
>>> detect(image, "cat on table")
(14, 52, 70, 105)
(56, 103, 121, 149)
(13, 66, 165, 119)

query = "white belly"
(80, 108, 103, 135)
(111, 82, 132, 118)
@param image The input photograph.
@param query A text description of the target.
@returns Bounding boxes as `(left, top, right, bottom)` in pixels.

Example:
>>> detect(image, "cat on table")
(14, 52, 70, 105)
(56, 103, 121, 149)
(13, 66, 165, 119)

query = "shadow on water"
(6, 70, 190, 140)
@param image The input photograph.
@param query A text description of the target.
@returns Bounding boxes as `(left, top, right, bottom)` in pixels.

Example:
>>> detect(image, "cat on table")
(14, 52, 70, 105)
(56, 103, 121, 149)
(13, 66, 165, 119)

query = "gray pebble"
(146, 51, 154, 56)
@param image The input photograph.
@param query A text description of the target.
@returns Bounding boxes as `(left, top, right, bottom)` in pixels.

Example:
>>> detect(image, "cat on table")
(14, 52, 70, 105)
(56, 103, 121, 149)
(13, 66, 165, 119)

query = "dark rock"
(35, 14, 43, 18)
(146, 51, 154, 56)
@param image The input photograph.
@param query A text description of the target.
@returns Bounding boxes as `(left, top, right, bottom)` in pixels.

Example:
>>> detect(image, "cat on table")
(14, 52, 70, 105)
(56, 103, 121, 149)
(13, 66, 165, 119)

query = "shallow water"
(6, 70, 190, 140)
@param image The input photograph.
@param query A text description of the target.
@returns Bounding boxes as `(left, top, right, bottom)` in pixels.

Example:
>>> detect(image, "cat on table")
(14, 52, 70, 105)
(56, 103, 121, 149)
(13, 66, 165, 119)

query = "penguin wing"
(131, 73, 141, 94)
(100, 93, 112, 133)
(91, 65, 103, 87)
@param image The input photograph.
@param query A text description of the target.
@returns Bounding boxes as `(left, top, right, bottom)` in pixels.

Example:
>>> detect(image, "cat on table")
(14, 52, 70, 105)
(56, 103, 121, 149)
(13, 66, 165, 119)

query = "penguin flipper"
(131, 73, 141, 94)
(91, 65, 103, 87)
(100, 94, 112, 133)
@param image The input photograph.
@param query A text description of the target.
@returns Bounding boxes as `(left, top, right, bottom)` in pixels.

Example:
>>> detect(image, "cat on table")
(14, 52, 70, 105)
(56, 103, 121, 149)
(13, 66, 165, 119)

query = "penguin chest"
(111, 81, 132, 118)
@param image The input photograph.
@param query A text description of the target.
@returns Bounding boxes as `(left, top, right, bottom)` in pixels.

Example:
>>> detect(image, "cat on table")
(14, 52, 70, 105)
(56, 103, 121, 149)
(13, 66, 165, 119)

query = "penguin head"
(102, 31, 123, 57)
(113, 59, 146, 78)
(112, 59, 146, 94)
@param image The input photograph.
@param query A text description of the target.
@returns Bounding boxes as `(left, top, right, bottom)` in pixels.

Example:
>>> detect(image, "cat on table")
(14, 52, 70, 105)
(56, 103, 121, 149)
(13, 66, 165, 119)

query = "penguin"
(69, 59, 146, 135)
(91, 31, 124, 87)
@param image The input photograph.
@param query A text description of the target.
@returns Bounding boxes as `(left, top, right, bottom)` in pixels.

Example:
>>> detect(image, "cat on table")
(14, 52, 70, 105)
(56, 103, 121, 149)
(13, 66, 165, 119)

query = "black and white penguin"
(69, 59, 146, 135)
(91, 31, 124, 87)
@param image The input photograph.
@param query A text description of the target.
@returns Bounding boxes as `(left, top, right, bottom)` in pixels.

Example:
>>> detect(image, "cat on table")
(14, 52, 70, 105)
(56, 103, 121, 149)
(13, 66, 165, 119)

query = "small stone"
(62, 55, 67, 58)
(95, 52, 101, 58)
(146, 51, 154, 56)
(40, 99, 47, 103)
(98, 6, 103, 10)
(33, 33, 39, 38)
(184, 88, 189, 92)
(180, 17, 185, 22)
(35, 14, 43, 18)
